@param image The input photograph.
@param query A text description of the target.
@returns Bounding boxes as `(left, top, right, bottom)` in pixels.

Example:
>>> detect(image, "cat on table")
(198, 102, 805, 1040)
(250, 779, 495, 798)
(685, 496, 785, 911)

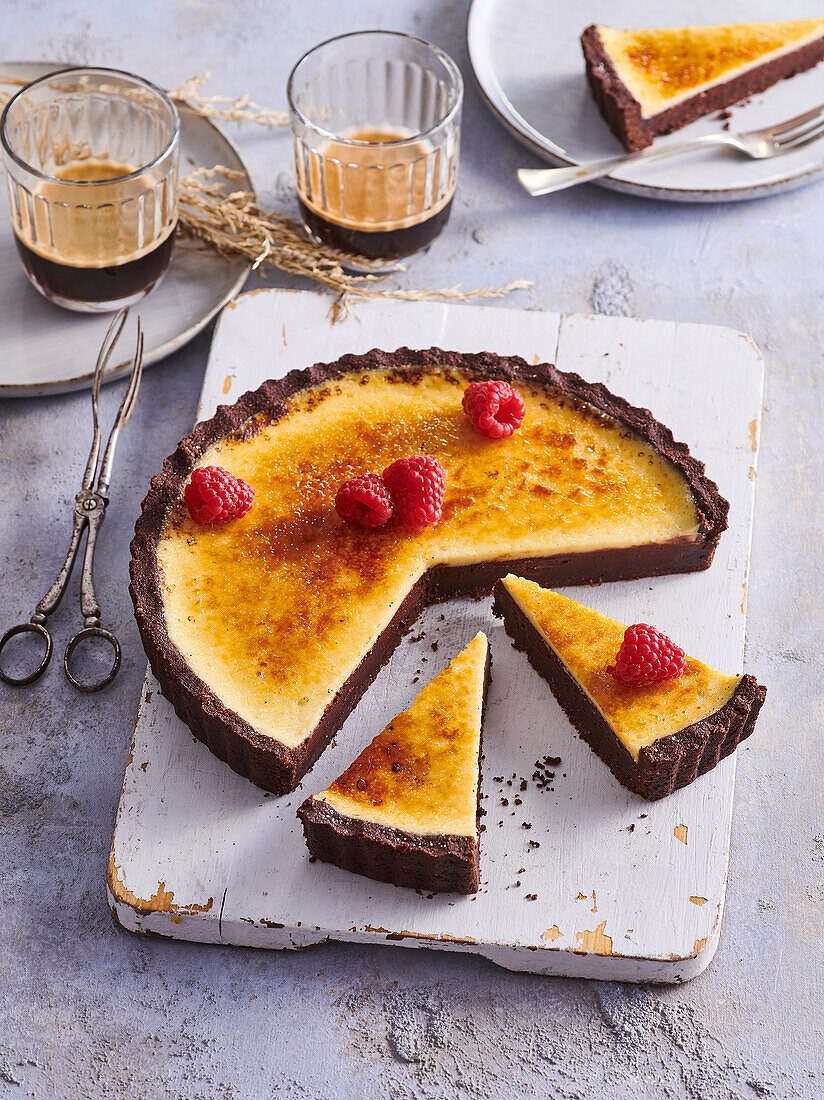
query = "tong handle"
(75, 491, 107, 626)
(34, 503, 89, 620)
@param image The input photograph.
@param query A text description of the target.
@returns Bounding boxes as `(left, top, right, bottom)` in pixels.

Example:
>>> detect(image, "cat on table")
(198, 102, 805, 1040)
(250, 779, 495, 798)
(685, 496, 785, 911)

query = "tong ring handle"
(64, 626, 121, 693)
(0, 621, 53, 686)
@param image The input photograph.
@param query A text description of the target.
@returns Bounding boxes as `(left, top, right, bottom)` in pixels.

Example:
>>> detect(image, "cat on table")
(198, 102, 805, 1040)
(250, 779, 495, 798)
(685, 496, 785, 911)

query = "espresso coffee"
(12, 158, 177, 306)
(296, 128, 455, 261)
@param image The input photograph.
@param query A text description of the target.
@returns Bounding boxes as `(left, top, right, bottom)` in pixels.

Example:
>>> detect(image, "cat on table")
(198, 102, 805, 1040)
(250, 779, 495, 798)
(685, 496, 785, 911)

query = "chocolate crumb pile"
(532, 755, 562, 791)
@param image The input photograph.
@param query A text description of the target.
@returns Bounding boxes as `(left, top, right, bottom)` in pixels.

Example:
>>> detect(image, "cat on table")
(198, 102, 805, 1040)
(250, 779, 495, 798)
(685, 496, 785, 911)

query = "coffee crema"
(13, 157, 177, 306)
(296, 128, 455, 261)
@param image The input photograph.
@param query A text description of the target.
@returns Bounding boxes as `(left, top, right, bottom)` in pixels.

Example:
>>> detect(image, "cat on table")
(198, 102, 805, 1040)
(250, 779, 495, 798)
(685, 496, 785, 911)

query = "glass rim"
(286, 30, 463, 147)
(0, 65, 181, 186)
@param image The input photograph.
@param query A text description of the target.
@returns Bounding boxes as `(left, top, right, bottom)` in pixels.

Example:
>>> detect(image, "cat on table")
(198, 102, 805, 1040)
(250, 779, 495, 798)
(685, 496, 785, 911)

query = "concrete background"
(1, 1, 821, 1097)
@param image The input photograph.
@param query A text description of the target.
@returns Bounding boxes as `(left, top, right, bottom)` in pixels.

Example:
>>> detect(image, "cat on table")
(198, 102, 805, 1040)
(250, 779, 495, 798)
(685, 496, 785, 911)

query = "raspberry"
(335, 474, 393, 529)
(607, 624, 686, 687)
(184, 466, 254, 524)
(382, 455, 446, 528)
(462, 379, 525, 439)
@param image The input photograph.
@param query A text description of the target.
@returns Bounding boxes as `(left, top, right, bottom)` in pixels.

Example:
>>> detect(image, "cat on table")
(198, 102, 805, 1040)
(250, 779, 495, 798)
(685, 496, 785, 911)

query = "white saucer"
(467, 0, 824, 202)
(0, 61, 252, 397)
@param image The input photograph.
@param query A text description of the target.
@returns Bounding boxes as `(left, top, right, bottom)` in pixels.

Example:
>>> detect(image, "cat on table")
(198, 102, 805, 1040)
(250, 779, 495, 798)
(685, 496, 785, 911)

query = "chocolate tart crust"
(492, 579, 766, 801)
(297, 644, 491, 894)
(581, 23, 824, 152)
(130, 346, 729, 795)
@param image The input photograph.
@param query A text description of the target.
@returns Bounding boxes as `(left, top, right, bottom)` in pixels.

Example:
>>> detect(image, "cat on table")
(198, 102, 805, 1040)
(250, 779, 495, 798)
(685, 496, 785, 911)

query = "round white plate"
(467, 0, 824, 202)
(0, 62, 252, 397)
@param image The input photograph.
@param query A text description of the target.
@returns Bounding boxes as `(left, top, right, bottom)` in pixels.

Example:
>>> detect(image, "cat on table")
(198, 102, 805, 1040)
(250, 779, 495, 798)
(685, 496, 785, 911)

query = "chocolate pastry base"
(581, 24, 824, 152)
(297, 645, 491, 895)
(130, 347, 729, 796)
(492, 580, 766, 801)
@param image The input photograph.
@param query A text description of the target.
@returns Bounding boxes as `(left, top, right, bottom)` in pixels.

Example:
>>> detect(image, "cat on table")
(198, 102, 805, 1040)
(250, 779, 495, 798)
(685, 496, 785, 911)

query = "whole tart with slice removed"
(582, 20, 824, 151)
(298, 632, 490, 894)
(130, 347, 728, 796)
(493, 575, 766, 801)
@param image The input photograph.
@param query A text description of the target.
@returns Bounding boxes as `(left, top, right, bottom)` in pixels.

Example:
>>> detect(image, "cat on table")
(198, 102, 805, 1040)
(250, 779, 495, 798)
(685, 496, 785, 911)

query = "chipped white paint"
(109, 291, 764, 982)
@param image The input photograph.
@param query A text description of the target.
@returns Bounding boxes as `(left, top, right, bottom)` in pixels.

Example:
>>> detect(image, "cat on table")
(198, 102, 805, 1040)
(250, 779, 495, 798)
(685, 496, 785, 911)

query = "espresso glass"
(288, 31, 463, 265)
(1, 67, 180, 312)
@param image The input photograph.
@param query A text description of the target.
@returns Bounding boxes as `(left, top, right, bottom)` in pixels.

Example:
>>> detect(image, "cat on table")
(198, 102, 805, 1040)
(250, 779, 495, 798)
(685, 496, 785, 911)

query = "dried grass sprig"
(168, 74, 288, 128)
(178, 165, 530, 318)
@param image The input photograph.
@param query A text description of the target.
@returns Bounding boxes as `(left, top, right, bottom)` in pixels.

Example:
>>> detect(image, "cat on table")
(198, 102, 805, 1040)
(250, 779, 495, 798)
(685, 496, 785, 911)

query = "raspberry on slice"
(184, 466, 254, 525)
(335, 474, 393, 529)
(607, 624, 686, 687)
(462, 379, 525, 439)
(382, 455, 446, 528)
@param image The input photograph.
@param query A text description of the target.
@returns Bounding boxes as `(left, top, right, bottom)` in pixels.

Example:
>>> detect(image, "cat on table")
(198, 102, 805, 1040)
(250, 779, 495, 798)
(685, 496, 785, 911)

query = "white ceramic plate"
(0, 62, 252, 397)
(467, 0, 824, 202)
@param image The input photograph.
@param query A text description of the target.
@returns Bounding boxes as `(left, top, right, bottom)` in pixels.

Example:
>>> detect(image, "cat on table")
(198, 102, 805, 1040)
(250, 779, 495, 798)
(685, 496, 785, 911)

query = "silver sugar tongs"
(0, 308, 144, 692)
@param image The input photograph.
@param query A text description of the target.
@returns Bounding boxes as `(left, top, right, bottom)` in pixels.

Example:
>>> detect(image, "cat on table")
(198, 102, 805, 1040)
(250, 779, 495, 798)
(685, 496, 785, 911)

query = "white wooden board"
(108, 291, 763, 982)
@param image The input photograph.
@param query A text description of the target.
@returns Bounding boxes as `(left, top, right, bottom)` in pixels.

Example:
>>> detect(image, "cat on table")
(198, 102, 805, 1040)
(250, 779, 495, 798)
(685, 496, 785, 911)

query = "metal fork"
(518, 103, 824, 196)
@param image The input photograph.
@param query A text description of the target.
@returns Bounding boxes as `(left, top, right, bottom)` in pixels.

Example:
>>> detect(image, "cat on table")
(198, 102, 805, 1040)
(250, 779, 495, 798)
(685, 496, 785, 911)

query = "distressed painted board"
(108, 291, 763, 982)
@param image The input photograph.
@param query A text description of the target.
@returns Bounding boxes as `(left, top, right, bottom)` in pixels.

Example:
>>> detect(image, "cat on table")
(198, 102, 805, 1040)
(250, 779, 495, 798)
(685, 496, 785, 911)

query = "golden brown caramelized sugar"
(599, 20, 824, 114)
(503, 577, 740, 760)
(158, 366, 698, 749)
(318, 633, 487, 836)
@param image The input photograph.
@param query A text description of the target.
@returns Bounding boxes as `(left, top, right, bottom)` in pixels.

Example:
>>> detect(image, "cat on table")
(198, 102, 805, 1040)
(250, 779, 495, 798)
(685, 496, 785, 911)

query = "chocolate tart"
(493, 575, 766, 801)
(130, 347, 728, 795)
(582, 20, 824, 151)
(298, 633, 489, 894)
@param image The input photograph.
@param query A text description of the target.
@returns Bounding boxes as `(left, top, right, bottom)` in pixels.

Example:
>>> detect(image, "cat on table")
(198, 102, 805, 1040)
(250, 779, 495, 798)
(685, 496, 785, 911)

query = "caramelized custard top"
(158, 366, 698, 749)
(316, 632, 487, 836)
(503, 576, 739, 760)
(598, 20, 824, 117)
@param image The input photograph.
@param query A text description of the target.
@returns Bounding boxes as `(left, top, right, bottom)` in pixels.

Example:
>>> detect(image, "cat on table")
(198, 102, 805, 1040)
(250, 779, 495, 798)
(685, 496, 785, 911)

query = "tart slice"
(298, 632, 490, 894)
(582, 20, 824, 151)
(494, 576, 765, 800)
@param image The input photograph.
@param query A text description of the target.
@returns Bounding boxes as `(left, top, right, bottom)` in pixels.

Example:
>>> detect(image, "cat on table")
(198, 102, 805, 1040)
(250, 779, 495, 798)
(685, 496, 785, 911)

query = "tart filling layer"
(596, 20, 824, 120)
(310, 632, 487, 836)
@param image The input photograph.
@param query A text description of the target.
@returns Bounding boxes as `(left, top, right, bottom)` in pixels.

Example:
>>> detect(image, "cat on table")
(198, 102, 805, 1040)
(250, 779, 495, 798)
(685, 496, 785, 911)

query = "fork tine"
(761, 102, 824, 139)
(95, 318, 145, 497)
(120, 324, 145, 426)
(80, 307, 129, 491)
(775, 113, 824, 146)
(775, 121, 824, 153)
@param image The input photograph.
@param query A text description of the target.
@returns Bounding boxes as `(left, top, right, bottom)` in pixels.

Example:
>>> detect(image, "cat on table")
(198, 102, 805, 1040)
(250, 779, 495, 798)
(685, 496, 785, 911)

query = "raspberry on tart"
(494, 576, 766, 801)
(130, 348, 730, 795)
(335, 474, 393, 529)
(462, 379, 525, 439)
(184, 466, 254, 525)
(382, 455, 446, 528)
(298, 633, 490, 894)
(608, 623, 686, 687)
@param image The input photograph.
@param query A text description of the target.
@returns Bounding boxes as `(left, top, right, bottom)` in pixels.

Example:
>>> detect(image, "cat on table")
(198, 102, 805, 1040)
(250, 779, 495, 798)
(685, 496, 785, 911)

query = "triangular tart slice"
(494, 576, 765, 801)
(298, 633, 490, 894)
(582, 20, 824, 150)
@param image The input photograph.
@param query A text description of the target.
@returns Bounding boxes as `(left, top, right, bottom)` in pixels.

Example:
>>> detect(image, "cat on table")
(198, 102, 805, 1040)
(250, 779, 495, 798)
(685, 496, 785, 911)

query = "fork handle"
(518, 133, 730, 196)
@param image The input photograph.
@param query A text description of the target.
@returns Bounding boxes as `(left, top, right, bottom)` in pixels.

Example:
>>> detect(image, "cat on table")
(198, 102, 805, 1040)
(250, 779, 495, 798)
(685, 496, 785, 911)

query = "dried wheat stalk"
(168, 73, 289, 128)
(178, 166, 531, 318)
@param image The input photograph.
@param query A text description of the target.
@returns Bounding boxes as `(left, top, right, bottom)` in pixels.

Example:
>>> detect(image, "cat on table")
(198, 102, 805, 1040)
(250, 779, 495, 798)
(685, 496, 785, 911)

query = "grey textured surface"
(0, 2, 821, 1097)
